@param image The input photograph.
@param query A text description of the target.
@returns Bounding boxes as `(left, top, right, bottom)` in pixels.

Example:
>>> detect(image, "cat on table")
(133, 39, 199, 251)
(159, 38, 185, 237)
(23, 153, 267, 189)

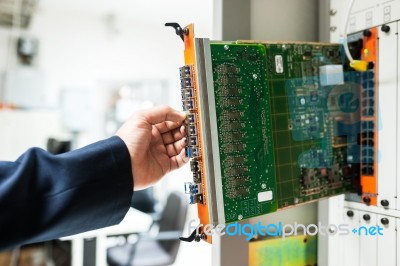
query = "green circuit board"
(210, 42, 360, 223)
(211, 43, 278, 223)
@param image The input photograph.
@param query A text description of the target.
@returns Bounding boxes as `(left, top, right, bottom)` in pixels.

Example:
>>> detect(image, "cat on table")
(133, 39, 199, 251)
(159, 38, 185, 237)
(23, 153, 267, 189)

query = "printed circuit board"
(173, 24, 364, 242)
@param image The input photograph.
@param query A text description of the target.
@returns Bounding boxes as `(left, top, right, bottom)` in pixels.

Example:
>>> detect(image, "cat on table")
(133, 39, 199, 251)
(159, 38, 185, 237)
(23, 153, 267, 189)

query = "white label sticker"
(275, 55, 284, 73)
(258, 191, 273, 202)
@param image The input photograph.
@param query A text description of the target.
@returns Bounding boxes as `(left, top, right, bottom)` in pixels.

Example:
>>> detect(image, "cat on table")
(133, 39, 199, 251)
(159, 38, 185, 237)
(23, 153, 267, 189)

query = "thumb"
(140, 105, 186, 125)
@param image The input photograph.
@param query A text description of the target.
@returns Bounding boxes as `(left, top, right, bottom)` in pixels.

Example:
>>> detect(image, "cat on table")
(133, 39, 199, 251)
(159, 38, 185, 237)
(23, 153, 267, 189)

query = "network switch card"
(169, 24, 364, 243)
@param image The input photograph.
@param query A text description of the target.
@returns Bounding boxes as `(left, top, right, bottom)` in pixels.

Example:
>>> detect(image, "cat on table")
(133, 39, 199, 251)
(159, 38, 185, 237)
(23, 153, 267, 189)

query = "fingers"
(140, 105, 186, 125)
(169, 147, 190, 171)
(161, 125, 186, 145)
(155, 121, 183, 134)
(165, 137, 186, 157)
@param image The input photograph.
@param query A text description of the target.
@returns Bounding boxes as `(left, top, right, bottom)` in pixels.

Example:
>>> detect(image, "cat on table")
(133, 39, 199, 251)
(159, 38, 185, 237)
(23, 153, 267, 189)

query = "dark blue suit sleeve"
(0, 136, 133, 251)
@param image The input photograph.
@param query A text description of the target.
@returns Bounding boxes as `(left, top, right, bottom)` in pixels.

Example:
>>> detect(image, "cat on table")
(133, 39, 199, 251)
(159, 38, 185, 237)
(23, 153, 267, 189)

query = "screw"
(363, 29, 372, 37)
(330, 26, 337, 32)
(238, 215, 243, 220)
(253, 74, 258, 80)
(328, 226, 336, 234)
(381, 24, 390, 33)
(381, 218, 389, 225)
(367, 62, 374, 70)
(330, 9, 337, 16)
(363, 214, 370, 221)
(261, 183, 266, 189)
(381, 199, 389, 207)
(224, 45, 229, 50)
(363, 197, 371, 205)
(347, 210, 354, 217)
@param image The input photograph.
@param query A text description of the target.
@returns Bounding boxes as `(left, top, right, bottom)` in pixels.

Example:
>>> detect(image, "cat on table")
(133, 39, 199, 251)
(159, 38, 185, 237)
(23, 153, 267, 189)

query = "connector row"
(361, 70, 374, 117)
(179, 65, 203, 204)
(361, 121, 374, 176)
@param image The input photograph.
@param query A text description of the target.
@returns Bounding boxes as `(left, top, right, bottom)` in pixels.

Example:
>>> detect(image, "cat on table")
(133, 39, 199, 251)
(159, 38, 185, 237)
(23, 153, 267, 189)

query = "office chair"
(107, 191, 188, 266)
(47, 138, 71, 154)
(130, 187, 163, 226)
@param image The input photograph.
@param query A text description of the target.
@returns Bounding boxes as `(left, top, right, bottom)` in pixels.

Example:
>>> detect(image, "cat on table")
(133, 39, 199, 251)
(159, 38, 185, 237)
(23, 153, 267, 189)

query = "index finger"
(139, 105, 186, 125)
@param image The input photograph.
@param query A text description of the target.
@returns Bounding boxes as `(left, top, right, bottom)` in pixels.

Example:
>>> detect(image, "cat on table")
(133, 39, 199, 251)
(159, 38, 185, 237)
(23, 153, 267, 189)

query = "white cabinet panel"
(342, 208, 360, 266)
(359, 212, 377, 266)
(377, 215, 396, 266)
(397, 218, 400, 266)
(396, 22, 400, 212)
(377, 21, 398, 210)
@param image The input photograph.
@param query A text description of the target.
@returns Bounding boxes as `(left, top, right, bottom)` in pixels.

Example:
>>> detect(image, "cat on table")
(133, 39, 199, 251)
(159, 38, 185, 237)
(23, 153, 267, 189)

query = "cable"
(343, 0, 355, 62)
(342, 0, 368, 72)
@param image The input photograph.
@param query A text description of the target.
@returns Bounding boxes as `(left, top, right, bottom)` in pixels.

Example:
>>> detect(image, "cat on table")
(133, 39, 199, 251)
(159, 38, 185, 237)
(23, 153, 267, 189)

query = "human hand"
(116, 105, 188, 190)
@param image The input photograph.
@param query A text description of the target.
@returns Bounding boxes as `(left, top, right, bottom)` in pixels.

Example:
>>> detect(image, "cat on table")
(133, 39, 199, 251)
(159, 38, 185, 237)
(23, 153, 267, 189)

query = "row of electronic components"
(360, 69, 375, 176)
(180, 65, 198, 158)
(361, 120, 374, 176)
(179, 65, 203, 205)
(361, 70, 374, 117)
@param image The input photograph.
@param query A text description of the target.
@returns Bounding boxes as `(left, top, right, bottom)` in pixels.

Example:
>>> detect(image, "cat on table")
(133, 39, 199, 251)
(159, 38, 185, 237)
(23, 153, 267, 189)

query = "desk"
(61, 208, 152, 266)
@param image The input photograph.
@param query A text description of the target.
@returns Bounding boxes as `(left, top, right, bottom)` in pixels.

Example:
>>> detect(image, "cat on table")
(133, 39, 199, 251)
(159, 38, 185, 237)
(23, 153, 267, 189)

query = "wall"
(250, 0, 319, 41)
(0, 2, 214, 265)
(0, 27, 11, 100)
(0, 0, 213, 140)
(213, 0, 319, 41)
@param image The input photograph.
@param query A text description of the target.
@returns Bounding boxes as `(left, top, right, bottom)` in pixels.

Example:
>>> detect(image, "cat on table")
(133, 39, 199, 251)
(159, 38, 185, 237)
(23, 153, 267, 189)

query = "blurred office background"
(0, 0, 212, 265)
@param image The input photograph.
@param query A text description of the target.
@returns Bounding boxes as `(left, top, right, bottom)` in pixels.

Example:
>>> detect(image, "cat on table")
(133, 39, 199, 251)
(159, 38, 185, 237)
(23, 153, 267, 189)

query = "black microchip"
(304, 50, 312, 56)
(310, 92, 318, 102)
(294, 116, 301, 125)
